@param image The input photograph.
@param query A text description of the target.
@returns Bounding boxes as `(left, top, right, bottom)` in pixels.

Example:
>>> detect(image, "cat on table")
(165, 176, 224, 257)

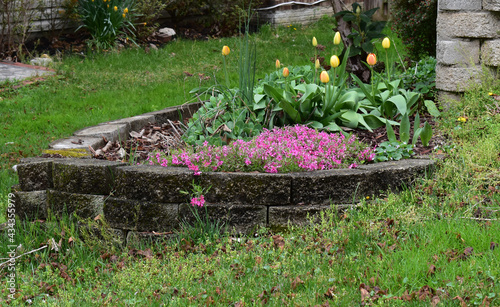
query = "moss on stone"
(43, 149, 91, 158)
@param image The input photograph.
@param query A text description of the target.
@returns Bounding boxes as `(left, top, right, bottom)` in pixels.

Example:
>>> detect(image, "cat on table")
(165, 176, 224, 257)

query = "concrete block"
(73, 123, 128, 143)
(179, 203, 267, 235)
(114, 165, 193, 203)
(436, 40, 480, 65)
(482, 39, 500, 66)
(144, 102, 201, 124)
(47, 190, 104, 219)
(438, 0, 482, 10)
(437, 12, 499, 39)
(291, 168, 374, 205)
(12, 190, 47, 220)
(100, 114, 155, 133)
(436, 64, 484, 92)
(49, 136, 105, 151)
(200, 172, 291, 205)
(17, 158, 53, 191)
(484, 0, 500, 11)
(104, 197, 179, 231)
(357, 159, 436, 190)
(52, 159, 125, 195)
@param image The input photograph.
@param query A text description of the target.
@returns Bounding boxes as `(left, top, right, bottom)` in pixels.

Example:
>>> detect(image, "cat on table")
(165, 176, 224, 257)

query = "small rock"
(30, 56, 53, 67)
(156, 27, 176, 43)
(149, 43, 158, 50)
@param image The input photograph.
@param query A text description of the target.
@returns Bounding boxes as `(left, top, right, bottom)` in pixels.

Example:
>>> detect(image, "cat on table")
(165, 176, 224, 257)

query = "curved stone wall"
(11, 103, 437, 244)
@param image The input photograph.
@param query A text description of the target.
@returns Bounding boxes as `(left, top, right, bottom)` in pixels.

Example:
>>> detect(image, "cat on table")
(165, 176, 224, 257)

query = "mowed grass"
(1, 16, 500, 305)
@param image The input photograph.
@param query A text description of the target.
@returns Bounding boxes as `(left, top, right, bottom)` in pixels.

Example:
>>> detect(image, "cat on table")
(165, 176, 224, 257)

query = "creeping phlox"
(147, 126, 375, 175)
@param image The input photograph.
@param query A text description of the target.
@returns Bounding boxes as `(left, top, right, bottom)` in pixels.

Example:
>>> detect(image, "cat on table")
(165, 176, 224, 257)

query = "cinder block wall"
(436, 0, 500, 99)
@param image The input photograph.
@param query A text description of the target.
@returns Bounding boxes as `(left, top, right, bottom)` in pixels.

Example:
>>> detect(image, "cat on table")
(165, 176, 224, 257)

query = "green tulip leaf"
(424, 100, 441, 117)
(400, 113, 410, 144)
(420, 121, 433, 146)
(387, 94, 407, 116)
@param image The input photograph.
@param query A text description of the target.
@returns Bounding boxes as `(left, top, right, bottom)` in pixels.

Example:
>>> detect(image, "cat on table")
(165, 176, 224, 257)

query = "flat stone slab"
(100, 114, 156, 132)
(0, 61, 55, 83)
(49, 136, 105, 151)
(74, 124, 128, 143)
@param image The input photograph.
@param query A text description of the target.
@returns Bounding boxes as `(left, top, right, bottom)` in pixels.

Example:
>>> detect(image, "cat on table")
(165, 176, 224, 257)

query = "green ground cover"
(1, 17, 499, 305)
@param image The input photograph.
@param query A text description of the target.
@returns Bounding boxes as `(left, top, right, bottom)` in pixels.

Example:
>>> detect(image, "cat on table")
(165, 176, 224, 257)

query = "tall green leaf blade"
(420, 121, 433, 146)
(386, 120, 397, 143)
(424, 100, 441, 117)
(400, 113, 410, 143)
(387, 95, 407, 116)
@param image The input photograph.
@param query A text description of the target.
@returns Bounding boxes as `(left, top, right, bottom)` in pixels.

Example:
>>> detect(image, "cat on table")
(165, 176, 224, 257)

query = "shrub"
(76, 0, 137, 49)
(134, 0, 171, 41)
(390, 0, 437, 60)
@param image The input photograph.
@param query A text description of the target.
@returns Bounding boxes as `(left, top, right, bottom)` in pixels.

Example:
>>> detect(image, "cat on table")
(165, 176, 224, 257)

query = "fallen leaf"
(272, 235, 285, 250)
(490, 242, 498, 251)
(291, 276, 304, 290)
(427, 264, 436, 276)
(431, 295, 440, 306)
(453, 295, 467, 307)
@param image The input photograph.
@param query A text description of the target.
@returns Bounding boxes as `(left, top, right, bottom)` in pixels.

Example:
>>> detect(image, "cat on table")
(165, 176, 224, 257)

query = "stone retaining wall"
(436, 0, 500, 99)
(12, 103, 437, 244)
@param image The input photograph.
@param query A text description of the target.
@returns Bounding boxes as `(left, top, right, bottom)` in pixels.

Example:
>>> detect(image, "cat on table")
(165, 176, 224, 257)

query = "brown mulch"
(87, 113, 446, 163)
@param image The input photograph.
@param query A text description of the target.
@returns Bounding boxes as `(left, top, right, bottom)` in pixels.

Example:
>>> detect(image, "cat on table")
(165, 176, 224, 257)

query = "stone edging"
(12, 102, 439, 244)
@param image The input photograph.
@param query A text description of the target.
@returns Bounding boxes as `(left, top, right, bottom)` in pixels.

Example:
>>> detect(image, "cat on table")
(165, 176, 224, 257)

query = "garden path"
(0, 61, 54, 83)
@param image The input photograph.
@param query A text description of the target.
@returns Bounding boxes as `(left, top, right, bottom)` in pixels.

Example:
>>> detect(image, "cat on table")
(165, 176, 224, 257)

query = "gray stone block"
(268, 204, 333, 230)
(291, 168, 374, 205)
(47, 190, 104, 219)
(12, 190, 47, 220)
(49, 136, 105, 151)
(179, 203, 267, 235)
(73, 123, 128, 143)
(100, 114, 155, 133)
(200, 172, 291, 205)
(436, 40, 480, 65)
(104, 197, 179, 232)
(17, 158, 53, 191)
(436, 64, 483, 92)
(52, 159, 125, 195)
(357, 159, 436, 191)
(482, 39, 500, 66)
(484, 0, 500, 11)
(438, 0, 482, 10)
(437, 12, 499, 39)
(114, 165, 193, 203)
(144, 102, 201, 124)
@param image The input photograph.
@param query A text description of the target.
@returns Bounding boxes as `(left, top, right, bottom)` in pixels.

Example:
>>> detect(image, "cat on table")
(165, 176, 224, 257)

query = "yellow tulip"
(320, 71, 330, 83)
(222, 45, 230, 56)
(315, 59, 320, 69)
(122, 13, 126, 18)
(283, 67, 289, 78)
(312, 37, 317, 47)
(333, 32, 341, 45)
(275, 59, 280, 69)
(366, 53, 377, 66)
(124, 7, 128, 13)
(382, 37, 390, 49)
(114, 6, 117, 11)
(330, 55, 340, 68)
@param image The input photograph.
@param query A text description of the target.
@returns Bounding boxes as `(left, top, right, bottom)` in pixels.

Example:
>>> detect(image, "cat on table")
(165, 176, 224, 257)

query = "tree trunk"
(330, 0, 371, 83)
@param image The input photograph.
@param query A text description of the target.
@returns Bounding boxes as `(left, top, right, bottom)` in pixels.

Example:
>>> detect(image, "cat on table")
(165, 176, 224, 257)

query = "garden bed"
(12, 102, 439, 244)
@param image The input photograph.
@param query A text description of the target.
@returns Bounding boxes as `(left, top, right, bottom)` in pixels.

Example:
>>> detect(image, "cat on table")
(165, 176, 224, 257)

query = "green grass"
(1, 17, 500, 305)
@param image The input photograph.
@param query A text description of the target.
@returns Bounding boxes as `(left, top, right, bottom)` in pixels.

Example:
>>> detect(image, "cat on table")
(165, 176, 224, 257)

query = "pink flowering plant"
(147, 125, 375, 174)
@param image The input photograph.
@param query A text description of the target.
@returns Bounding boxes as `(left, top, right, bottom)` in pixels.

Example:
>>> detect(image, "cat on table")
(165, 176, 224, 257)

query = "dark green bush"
(390, 0, 437, 60)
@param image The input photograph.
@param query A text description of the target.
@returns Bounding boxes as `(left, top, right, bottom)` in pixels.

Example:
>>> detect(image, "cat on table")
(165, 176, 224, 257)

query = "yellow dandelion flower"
(488, 92, 494, 96)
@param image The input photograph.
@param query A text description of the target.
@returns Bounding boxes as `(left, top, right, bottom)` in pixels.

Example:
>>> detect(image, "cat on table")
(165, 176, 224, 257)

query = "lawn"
(1, 16, 500, 306)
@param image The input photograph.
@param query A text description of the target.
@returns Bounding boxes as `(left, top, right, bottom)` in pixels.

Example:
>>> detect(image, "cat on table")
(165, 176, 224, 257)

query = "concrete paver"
(0, 61, 55, 83)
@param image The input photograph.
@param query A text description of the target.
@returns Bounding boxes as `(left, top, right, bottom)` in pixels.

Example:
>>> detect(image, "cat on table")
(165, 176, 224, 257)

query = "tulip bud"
(124, 7, 128, 13)
(283, 67, 289, 78)
(312, 37, 317, 47)
(222, 46, 230, 56)
(315, 59, 320, 69)
(320, 71, 330, 83)
(330, 55, 340, 68)
(356, 6, 361, 15)
(382, 37, 390, 49)
(333, 32, 341, 45)
(275, 59, 280, 69)
(366, 53, 377, 66)
(114, 6, 117, 11)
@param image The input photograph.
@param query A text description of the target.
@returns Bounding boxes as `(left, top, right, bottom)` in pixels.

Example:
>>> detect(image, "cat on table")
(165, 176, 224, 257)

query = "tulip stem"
(385, 50, 390, 82)
(223, 55, 230, 89)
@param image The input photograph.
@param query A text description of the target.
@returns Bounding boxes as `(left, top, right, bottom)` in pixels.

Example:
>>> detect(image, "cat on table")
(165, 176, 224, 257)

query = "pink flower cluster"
(190, 195, 205, 207)
(147, 125, 375, 174)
